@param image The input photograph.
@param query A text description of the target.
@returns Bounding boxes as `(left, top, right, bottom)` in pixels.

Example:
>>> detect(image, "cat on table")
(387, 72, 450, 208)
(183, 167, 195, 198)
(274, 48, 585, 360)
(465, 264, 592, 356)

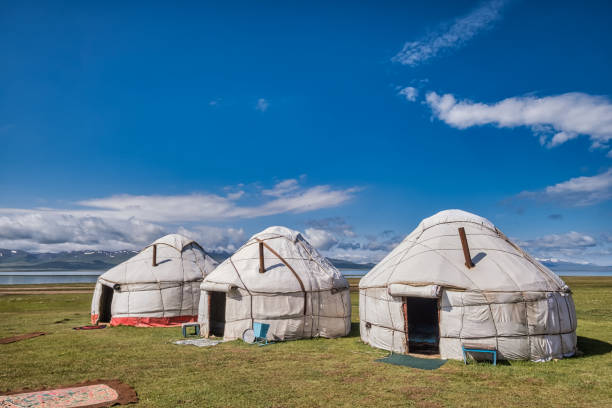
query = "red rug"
(73, 325, 107, 330)
(0, 332, 45, 344)
(0, 380, 138, 407)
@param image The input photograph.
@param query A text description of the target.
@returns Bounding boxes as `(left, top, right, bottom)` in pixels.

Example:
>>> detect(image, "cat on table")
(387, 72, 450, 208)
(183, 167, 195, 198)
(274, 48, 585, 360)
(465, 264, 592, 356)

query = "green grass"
(1, 277, 611, 407)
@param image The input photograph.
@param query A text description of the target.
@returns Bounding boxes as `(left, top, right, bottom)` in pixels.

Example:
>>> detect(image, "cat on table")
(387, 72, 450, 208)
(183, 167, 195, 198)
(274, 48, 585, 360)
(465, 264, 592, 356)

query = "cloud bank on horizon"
(515, 231, 612, 264)
(0, 179, 358, 254)
(1, 174, 610, 264)
(0, 175, 408, 264)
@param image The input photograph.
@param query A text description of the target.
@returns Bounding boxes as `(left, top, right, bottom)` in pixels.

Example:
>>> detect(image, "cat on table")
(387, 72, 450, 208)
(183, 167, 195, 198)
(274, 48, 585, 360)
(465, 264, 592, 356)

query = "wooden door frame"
(402, 296, 441, 354)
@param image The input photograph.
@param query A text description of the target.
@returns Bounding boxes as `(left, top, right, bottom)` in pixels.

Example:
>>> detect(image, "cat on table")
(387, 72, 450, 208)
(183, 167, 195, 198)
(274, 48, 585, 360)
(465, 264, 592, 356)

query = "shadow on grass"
(465, 359, 511, 366)
(577, 336, 612, 357)
(348, 322, 360, 338)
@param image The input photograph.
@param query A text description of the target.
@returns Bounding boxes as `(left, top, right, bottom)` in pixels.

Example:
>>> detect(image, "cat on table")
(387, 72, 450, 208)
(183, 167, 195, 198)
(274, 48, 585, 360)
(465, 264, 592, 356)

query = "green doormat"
(376, 353, 447, 370)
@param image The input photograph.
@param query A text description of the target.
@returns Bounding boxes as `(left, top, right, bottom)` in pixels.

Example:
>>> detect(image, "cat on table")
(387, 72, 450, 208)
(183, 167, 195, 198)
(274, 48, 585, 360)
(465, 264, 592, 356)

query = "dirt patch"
(0, 332, 46, 344)
(401, 385, 443, 408)
(525, 377, 545, 385)
(424, 374, 447, 384)
(342, 376, 365, 384)
(416, 402, 443, 408)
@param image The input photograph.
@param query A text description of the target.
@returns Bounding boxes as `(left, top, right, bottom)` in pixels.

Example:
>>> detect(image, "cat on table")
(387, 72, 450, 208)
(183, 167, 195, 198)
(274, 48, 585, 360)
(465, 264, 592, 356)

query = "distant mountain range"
(538, 258, 612, 272)
(1, 248, 607, 273)
(0, 249, 375, 272)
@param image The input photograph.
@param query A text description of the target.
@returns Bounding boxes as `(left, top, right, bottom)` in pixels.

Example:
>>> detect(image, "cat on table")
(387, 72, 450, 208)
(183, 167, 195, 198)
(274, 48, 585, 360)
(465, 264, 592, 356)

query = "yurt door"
(98, 285, 114, 323)
(209, 291, 226, 337)
(403, 297, 440, 354)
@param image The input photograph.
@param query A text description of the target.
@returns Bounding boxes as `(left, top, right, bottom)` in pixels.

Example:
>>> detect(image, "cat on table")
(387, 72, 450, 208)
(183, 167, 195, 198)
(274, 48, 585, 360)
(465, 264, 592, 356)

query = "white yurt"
(91, 234, 218, 327)
(197, 226, 351, 341)
(359, 210, 577, 361)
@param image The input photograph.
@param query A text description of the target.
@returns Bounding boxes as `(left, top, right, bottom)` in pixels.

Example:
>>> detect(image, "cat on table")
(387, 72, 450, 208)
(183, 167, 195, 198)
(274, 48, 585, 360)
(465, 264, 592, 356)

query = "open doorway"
(403, 297, 439, 355)
(98, 285, 114, 323)
(209, 291, 226, 337)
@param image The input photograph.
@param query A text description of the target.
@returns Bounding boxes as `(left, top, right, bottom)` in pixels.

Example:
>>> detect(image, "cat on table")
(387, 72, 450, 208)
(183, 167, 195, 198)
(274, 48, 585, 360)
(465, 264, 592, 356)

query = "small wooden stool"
(182, 322, 200, 337)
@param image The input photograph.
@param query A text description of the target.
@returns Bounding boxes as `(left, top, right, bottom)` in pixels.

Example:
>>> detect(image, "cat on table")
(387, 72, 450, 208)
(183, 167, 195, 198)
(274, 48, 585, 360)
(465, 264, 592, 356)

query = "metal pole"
(458, 227, 474, 268)
(152, 244, 157, 267)
(259, 242, 265, 273)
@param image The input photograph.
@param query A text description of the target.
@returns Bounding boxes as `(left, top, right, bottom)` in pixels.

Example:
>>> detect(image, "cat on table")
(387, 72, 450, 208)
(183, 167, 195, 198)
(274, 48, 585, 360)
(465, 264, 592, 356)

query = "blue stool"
(462, 345, 497, 366)
(253, 322, 270, 345)
(182, 322, 200, 337)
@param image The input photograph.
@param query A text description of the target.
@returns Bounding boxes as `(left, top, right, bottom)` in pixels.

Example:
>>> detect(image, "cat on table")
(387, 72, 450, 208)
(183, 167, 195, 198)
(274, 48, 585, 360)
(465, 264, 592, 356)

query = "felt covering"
(198, 226, 351, 341)
(360, 210, 577, 362)
(90, 234, 217, 327)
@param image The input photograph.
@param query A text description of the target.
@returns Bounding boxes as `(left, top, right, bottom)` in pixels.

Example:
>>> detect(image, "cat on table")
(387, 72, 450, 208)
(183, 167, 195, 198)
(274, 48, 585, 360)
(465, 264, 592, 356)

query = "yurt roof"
(149, 233, 203, 252)
(98, 234, 214, 285)
(202, 226, 347, 293)
(249, 225, 303, 242)
(359, 209, 567, 292)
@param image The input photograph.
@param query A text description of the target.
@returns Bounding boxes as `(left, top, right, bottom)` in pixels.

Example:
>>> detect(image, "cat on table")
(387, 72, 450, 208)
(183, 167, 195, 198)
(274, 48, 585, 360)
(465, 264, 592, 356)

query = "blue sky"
(1, 0, 612, 264)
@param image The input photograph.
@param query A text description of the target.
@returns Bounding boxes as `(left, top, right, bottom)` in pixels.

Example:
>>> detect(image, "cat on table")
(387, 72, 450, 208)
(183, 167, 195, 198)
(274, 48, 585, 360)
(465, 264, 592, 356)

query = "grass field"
(1, 277, 611, 407)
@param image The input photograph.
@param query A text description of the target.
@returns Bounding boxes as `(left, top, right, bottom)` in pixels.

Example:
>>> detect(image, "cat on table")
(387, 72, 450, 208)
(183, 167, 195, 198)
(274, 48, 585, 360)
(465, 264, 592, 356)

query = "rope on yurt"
(292, 238, 317, 337)
(296, 239, 340, 337)
(229, 256, 253, 325)
(255, 237, 308, 338)
(146, 245, 165, 319)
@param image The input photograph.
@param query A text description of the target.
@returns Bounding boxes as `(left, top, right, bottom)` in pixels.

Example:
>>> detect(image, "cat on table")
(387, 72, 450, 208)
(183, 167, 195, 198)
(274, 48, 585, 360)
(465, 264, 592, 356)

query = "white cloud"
(515, 231, 607, 263)
(517, 231, 597, 250)
(72, 180, 357, 222)
(304, 228, 338, 251)
(0, 213, 165, 252)
(323, 246, 388, 264)
(239, 185, 359, 218)
(425, 91, 612, 149)
(77, 194, 233, 222)
(392, 0, 507, 66)
(255, 98, 269, 112)
(305, 226, 403, 264)
(0, 212, 247, 254)
(362, 230, 403, 252)
(226, 191, 244, 200)
(306, 217, 355, 237)
(0, 179, 359, 252)
(262, 179, 299, 197)
(519, 168, 612, 206)
(398, 86, 418, 102)
(176, 225, 245, 253)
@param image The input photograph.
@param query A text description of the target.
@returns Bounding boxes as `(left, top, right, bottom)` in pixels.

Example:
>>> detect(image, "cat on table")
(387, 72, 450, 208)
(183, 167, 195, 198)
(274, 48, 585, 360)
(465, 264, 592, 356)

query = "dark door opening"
(209, 291, 226, 337)
(99, 285, 114, 323)
(403, 297, 439, 355)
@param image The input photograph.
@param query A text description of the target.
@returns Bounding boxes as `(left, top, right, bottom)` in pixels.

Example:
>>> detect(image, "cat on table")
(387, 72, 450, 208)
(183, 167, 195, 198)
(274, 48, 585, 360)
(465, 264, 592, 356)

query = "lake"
(0, 268, 610, 285)
(0, 271, 102, 285)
